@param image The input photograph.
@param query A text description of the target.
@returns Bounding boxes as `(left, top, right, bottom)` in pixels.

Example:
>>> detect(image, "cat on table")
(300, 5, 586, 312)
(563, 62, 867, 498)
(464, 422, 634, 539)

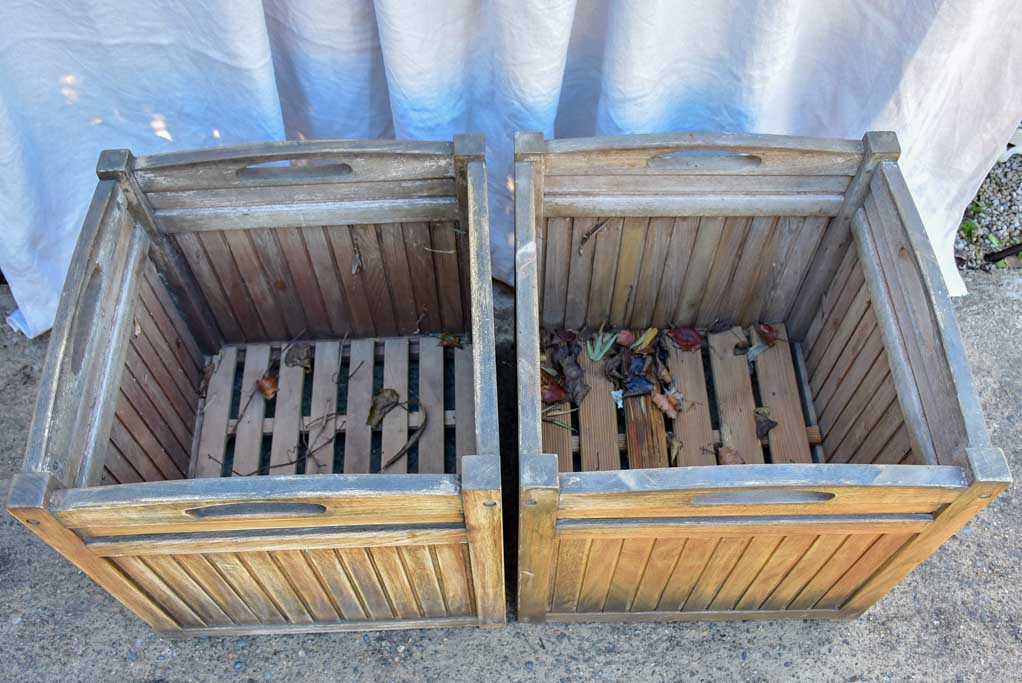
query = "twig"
(578, 218, 609, 253)
(424, 247, 456, 254)
(542, 418, 574, 432)
(381, 405, 428, 471)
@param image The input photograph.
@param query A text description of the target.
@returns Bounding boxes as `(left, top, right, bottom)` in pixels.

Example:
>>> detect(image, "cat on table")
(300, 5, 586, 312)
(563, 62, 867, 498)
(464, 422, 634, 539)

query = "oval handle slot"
(647, 150, 762, 172)
(236, 161, 353, 181)
(691, 490, 835, 506)
(185, 502, 327, 518)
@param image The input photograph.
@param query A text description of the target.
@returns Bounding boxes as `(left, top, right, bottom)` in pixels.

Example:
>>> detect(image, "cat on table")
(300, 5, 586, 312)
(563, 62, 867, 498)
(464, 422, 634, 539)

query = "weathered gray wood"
(787, 131, 900, 338)
(544, 194, 843, 218)
(462, 455, 506, 626)
(545, 174, 850, 195)
(306, 341, 340, 474)
(517, 453, 559, 622)
(194, 347, 237, 478)
(515, 158, 543, 460)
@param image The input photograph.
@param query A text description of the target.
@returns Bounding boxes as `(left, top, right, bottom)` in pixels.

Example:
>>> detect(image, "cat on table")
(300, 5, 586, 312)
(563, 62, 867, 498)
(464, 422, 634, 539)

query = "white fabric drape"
(2, 0, 1020, 337)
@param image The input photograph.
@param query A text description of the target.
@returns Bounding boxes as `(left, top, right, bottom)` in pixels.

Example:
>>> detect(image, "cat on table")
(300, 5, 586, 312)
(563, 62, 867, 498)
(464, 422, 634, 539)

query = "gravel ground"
(956, 152, 1022, 270)
(1, 272, 1020, 682)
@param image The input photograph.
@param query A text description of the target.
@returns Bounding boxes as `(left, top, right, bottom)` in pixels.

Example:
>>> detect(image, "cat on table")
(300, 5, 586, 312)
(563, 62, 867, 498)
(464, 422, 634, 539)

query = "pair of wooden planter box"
(8, 131, 1009, 637)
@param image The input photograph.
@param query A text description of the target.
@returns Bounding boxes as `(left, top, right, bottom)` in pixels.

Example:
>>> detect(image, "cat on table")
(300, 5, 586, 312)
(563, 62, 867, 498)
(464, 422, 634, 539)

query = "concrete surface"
(0, 274, 1019, 682)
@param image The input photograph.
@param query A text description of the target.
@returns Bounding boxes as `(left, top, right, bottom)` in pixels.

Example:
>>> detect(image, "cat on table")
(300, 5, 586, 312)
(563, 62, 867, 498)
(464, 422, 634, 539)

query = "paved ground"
(0, 274, 1019, 682)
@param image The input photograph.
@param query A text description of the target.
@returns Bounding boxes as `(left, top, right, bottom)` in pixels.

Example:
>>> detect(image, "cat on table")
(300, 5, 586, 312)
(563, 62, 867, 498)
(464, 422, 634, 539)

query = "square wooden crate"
(514, 131, 1010, 623)
(8, 136, 505, 636)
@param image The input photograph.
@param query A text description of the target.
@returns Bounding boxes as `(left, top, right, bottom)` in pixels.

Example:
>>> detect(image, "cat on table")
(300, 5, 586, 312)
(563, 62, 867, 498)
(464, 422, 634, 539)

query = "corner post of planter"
(6, 472, 180, 633)
(461, 454, 506, 627)
(517, 453, 559, 622)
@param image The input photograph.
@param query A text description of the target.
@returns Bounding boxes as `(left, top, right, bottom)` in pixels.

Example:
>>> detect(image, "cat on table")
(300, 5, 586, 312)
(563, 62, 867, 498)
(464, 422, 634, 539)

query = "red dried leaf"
(256, 374, 279, 401)
(651, 392, 679, 419)
(616, 329, 636, 347)
(541, 375, 569, 404)
(756, 323, 780, 347)
(668, 327, 703, 352)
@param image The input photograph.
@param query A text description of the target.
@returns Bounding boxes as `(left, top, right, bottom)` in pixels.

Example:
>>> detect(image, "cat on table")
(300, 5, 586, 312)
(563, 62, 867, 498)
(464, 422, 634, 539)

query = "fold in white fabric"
(2, 0, 1020, 336)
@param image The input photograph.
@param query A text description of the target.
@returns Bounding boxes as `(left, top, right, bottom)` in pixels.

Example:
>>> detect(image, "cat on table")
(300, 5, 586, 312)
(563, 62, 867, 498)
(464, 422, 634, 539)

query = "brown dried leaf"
(439, 333, 463, 349)
(651, 391, 680, 419)
(256, 374, 279, 401)
(368, 388, 401, 427)
(717, 447, 745, 465)
(541, 375, 569, 404)
(756, 323, 781, 346)
(616, 329, 636, 347)
(755, 414, 779, 439)
(668, 327, 703, 352)
(669, 437, 684, 466)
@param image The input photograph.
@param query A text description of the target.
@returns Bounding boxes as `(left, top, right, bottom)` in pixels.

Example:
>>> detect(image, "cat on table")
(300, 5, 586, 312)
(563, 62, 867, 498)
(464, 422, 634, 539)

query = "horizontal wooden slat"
(226, 410, 457, 436)
(545, 174, 851, 195)
(555, 514, 933, 539)
(565, 427, 822, 455)
(154, 198, 459, 232)
(545, 608, 844, 623)
(86, 524, 468, 556)
(544, 194, 843, 218)
(175, 616, 477, 637)
(52, 475, 464, 536)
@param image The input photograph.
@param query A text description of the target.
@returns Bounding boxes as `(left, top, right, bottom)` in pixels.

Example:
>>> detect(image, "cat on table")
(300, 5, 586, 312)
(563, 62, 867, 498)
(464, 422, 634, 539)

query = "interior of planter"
(537, 214, 922, 471)
(98, 221, 476, 487)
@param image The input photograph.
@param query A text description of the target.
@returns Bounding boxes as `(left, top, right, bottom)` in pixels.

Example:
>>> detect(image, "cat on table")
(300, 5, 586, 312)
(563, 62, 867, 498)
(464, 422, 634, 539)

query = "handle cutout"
(647, 150, 762, 172)
(691, 490, 835, 506)
(185, 502, 327, 518)
(236, 160, 353, 181)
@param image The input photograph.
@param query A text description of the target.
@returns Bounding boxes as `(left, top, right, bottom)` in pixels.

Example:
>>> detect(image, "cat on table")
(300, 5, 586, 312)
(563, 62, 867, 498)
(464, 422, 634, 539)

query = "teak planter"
(514, 131, 1010, 623)
(8, 136, 505, 636)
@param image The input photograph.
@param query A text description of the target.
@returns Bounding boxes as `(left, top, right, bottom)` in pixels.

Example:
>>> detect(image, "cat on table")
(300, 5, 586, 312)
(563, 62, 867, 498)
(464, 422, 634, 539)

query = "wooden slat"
(454, 344, 475, 471)
(584, 218, 623, 328)
(682, 537, 749, 611)
(544, 174, 851, 195)
(399, 546, 448, 618)
(121, 351, 197, 468)
(104, 443, 144, 484)
(336, 548, 393, 620)
(205, 552, 286, 624)
(740, 215, 800, 324)
(708, 327, 763, 463)
(378, 223, 420, 335)
(258, 228, 331, 337)
(787, 535, 878, 610)
(708, 536, 783, 610)
(198, 231, 266, 339)
(402, 222, 443, 333)
(126, 336, 194, 430)
(174, 554, 259, 624)
(194, 347, 237, 477)
(381, 338, 410, 473)
(759, 535, 847, 610)
(542, 402, 574, 473)
(576, 539, 623, 612)
(826, 377, 897, 464)
(305, 341, 340, 474)
(666, 346, 716, 467)
(344, 339, 374, 473)
(656, 537, 718, 611)
(544, 194, 843, 218)
(551, 539, 590, 613)
(113, 556, 204, 628)
(873, 423, 913, 465)
(629, 538, 686, 612)
(564, 218, 596, 329)
(144, 555, 231, 625)
(430, 222, 464, 331)
(760, 217, 829, 322)
(239, 551, 313, 623)
(141, 264, 204, 373)
(604, 538, 655, 612)
(541, 217, 572, 328)
(246, 228, 308, 338)
(233, 344, 271, 476)
(304, 549, 369, 620)
(268, 359, 304, 475)
(111, 405, 181, 481)
(417, 337, 446, 473)
(696, 216, 751, 326)
(807, 273, 867, 379)
(629, 217, 674, 327)
(433, 544, 474, 617)
(651, 217, 699, 327)
(804, 247, 858, 355)
(818, 342, 888, 440)
(577, 353, 621, 471)
(722, 216, 777, 324)
(673, 217, 725, 325)
(752, 324, 812, 463)
(812, 309, 880, 413)
(624, 395, 668, 469)
(814, 533, 914, 610)
(299, 226, 354, 336)
(733, 535, 816, 610)
(352, 223, 399, 335)
(273, 550, 340, 622)
(848, 401, 904, 465)
(327, 226, 375, 336)
(371, 547, 420, 619)
(173, 232, 243, 340)
(609, 217, 649, 325)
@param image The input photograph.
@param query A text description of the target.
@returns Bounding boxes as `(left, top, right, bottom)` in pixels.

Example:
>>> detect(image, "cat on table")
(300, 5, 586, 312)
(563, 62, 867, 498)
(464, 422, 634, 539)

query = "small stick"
(381, 405, 427, 471)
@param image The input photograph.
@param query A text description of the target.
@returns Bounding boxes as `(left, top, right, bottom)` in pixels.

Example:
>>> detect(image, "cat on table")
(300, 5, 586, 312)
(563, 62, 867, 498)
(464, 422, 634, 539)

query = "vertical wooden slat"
(301, 226, 355, 336)
(174, 554, 258, 624)
(788, 535, 878, 610)
(812, 308, 880, 411)
(305, 341, 340, 474)
(804, 247, 858, 355)
(336, 548, 393, 620)
(673, 217, 725, 325)
(741, 215, 800, 324)
(609, 217, 649, 326)
(814, 534, 914, 610)
(542, 217, 572, 328)
(274, 227, 333, 336)
(351, 224, 398, 335)
(370, 547, 421, 619)
(761, 216, 828, 323)
(233, 344, 270, 476)
(173, 232, 243, 340)
(113, 556, 205, 628)
(433, 544, 474, 617)
(194, 347, 237, 477)
(220, 231, 290, 339)
(378, 223, 421, 335)
(752, 324, 812, 463)
(417, 337, 446, 473)
(344, 339, 375, 473)
(666, 346, 716, 467)
(682, 537, 749, 611)
(724, 216, 778, 325)
(604, 538, 655, 612)
(657, 537, 719, 611)
(381, 338, 410, 473)
(630, 538, 686, 612)
(585, 218, 623, 328)
(759, 535, 847, 610)
(577, 353, 621, 471)
(144, 555, 232, 625)
(807, 272, 867, 377)
(708, 327, 764, 464)
(651, 217, 699, 327)
(198, 231, 266, 339)
(127, 335, 194, 427)
(304, 549, 368, 621)
(624, 395, 668, 469)
(629, 217, 674, 327)
(402, 222, 443, 333)
(142, 264, 204, 372)
(399, 546, 448, 618)
(697, 217, 751, 326)
(204, 552, 286, 624)
(734, 535, 816, 610)
(576, 539, 624, 612)
(273, 550, 340, 622)
(104, 443, 144, 484)
(564, 217, 596, 329)
(239, 552, 313, 623)
(708, 536, 783, 611)
(327, 226, 375, 336)
(268, 360, 304, 475)
(551, 539, 590, 613)
(248, 228, 308, 338)
(872, 423, 913, 465)
(542, 402, 573, 472)
(431, 222, 464, 331)
(454, 344, 475, 472)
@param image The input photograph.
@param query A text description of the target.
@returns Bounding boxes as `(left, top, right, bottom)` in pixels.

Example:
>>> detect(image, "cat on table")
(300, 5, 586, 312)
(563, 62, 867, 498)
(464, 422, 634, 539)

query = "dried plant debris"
(368, 388, 401, 428)
(652, 391, 680, 419)
(755, 323, 781, 346)
(439, 333, 463, 349)
(717, 447, 745, 465)
(284, 342, 313, 370)
(755, 414, 779, 439)
(256, 373, 279, 401)
(543, 329, 590, 404)
(541, 373, 569, 404)
(668, 326, 703, 352)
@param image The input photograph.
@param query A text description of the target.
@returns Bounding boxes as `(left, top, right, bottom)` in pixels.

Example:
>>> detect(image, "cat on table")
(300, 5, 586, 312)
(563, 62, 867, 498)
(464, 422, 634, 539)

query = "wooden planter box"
(8, 136, 505, 636)
(514, 131, 1010, 623)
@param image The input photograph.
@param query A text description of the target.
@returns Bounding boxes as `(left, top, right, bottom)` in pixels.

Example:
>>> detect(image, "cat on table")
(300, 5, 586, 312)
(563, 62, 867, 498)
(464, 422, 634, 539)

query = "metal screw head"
(25, 519, 40, 526)
(483, 500, 497, 508)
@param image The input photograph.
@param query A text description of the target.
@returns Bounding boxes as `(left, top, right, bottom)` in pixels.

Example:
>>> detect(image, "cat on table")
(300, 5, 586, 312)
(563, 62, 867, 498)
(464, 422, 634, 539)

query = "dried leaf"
(756, 323, 781, 346)
(256, 374, 279, 401)
(668, 327, 703, 352)
(733, 339, 751, 355)
(541, 375, 569, 404)
(133, 318, 142, 337)
(717, 447, 745, 465)
(652, 391, 680, 419)
(439, 333, 463, 349)
(616, 329, 636, 347)
(708, 320, 734, 334)
(630, 327, 659, 354)
(622, 355, 655, 396)
(755, 414, 779, 439)
(368, 388, 401, 427)
(351, 249, 363, 274)
(284, 342, 312, 370)
(669, 437, 684, 466)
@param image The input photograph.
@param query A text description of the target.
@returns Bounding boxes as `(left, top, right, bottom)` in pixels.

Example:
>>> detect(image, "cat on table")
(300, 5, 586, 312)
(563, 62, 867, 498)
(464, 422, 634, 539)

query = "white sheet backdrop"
(2, 1, 1021, 337)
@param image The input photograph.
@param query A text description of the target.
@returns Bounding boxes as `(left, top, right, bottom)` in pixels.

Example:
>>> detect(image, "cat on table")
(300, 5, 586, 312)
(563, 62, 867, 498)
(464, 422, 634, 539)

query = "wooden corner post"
(461, 454, 506, 626)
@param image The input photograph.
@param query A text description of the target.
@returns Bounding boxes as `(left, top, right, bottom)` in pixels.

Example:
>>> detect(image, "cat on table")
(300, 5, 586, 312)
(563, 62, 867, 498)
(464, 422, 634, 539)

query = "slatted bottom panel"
(546, 532, 916, 617)
(112, 544, 476, 631)
(192, 335, 475, 478)
(543, 324, 819, 471)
